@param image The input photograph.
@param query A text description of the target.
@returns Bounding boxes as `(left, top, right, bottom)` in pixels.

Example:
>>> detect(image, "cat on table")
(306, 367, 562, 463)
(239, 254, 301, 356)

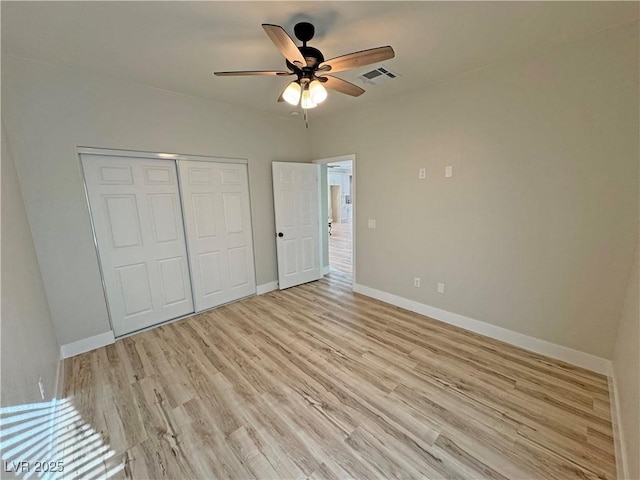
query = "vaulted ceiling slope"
(2, 1, 638, 117)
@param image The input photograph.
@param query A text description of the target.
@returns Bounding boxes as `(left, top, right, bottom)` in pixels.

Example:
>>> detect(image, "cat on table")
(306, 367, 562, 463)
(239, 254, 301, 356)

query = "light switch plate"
(445, 166, 453, 178)
(368, 219, 376, 229)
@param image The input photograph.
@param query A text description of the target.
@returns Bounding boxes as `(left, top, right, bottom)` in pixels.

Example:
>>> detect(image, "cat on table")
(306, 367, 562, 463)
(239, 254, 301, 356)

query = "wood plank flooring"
(62, 271, 616, 479)
(329, 221, 352, 274)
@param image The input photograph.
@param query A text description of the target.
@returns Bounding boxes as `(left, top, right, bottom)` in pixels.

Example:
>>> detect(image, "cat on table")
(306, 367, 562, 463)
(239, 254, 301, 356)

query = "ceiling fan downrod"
(293, 22, 315, 47)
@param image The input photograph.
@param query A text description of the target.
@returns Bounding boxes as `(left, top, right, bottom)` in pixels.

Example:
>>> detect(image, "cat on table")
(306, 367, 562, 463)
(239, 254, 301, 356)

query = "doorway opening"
(313, 154, 356, 288)
(327, 160, 353, 275)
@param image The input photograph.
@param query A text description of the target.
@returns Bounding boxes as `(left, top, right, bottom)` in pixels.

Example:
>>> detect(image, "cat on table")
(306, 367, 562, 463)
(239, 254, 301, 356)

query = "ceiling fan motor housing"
(286, 45, 325, 74)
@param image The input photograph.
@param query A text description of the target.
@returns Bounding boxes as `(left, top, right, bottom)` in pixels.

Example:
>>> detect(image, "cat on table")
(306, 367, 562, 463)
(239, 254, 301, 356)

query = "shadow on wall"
(0, 399, 123, 479)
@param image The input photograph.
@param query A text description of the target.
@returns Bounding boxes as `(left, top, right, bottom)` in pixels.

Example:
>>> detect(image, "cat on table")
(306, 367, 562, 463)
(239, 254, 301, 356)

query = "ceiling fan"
(214, 22, 395, 109)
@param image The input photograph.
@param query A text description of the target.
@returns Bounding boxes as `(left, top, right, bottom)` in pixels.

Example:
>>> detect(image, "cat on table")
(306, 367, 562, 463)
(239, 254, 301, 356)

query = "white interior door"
(178, 160, 256, 311)
(272, 162, 322, 289)
(82, 155, 194, 336)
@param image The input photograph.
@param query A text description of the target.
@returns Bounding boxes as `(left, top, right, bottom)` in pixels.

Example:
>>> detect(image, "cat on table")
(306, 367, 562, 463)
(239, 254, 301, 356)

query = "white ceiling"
(2, 1, 637, 118)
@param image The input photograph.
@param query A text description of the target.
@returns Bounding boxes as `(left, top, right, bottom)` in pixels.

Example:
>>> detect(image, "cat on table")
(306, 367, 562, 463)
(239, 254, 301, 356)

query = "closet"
(81, 150, 256, 337)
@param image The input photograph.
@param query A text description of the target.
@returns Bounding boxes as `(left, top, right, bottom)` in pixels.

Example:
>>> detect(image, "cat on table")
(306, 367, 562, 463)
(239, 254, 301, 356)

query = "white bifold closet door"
(82, 155, 194, 337)
(83, 154, 257, 337)
(177, 160, 256, 312)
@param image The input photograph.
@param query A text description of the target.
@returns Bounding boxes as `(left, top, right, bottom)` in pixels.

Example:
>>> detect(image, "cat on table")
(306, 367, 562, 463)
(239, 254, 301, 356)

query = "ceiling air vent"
(357, 64, 399, 85)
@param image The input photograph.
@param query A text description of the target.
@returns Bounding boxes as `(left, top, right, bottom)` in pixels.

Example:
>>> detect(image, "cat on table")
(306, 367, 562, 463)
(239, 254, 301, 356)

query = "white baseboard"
(353, 283, 612, 375)
(322, 266, 331, 275)
(609, 372, 629, 480)
(257, 281, 278, 295)
(60, 330, 115, 358)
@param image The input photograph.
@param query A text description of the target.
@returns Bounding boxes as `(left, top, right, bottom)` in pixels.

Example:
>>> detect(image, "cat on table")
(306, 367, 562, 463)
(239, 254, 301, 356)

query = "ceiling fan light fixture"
(301, 88, 317, 109)
(282, 81, 302, 106)
(308, 80, 327, 104)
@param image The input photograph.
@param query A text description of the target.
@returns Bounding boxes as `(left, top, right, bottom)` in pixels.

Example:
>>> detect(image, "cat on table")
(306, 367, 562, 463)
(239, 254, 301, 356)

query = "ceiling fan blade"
(262, 24, 306, 67)
(214, 70, 293, 76)
(320, 75, 365, 97)
(320, 46, 395, 73)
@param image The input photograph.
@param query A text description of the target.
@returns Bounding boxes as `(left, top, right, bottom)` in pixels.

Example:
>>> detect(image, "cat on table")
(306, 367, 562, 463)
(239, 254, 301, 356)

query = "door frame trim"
(312, 154, 356, 289)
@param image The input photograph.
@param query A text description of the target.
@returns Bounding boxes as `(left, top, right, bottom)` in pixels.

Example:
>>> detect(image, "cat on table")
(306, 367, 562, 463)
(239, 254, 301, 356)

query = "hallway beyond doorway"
(329, 221, 352, 274)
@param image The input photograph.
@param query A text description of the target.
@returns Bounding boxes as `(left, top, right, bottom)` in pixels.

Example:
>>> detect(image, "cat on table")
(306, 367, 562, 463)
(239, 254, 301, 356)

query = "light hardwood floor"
(329, 221, 352, 274)
(63, 272, 616, 479)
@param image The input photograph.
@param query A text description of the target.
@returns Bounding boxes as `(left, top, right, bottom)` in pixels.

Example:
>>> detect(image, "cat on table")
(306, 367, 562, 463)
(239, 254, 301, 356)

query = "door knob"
(278, 232, 284, 237)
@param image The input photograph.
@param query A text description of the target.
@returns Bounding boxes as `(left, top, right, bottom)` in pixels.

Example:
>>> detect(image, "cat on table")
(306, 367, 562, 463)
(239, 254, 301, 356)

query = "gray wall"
(613, 245, 639, 480)
(1, 122, 60, 407)
(2, 55, 309, 346)
(310, 22, 639, 359)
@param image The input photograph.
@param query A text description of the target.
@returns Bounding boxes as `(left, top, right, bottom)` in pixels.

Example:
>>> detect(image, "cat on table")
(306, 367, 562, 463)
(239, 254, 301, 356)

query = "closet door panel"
(198, 251, 223, 296)
(148, 194, 181, 243)
(228, 247, 249, 288)
(222, 193, 244, 234)
(157, 256, 191, 306)
(116, 263, 153, 317)
(178, 161, 256, 312)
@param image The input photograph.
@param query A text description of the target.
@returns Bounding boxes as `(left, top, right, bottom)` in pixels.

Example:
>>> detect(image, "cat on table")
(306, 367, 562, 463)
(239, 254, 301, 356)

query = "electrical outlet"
(414, 277, 421, 288)
(437, 283, 446, 294)
(368, 219, 376, 229)
(38, 378, 45, 400)
(419, 168, 426, 179)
